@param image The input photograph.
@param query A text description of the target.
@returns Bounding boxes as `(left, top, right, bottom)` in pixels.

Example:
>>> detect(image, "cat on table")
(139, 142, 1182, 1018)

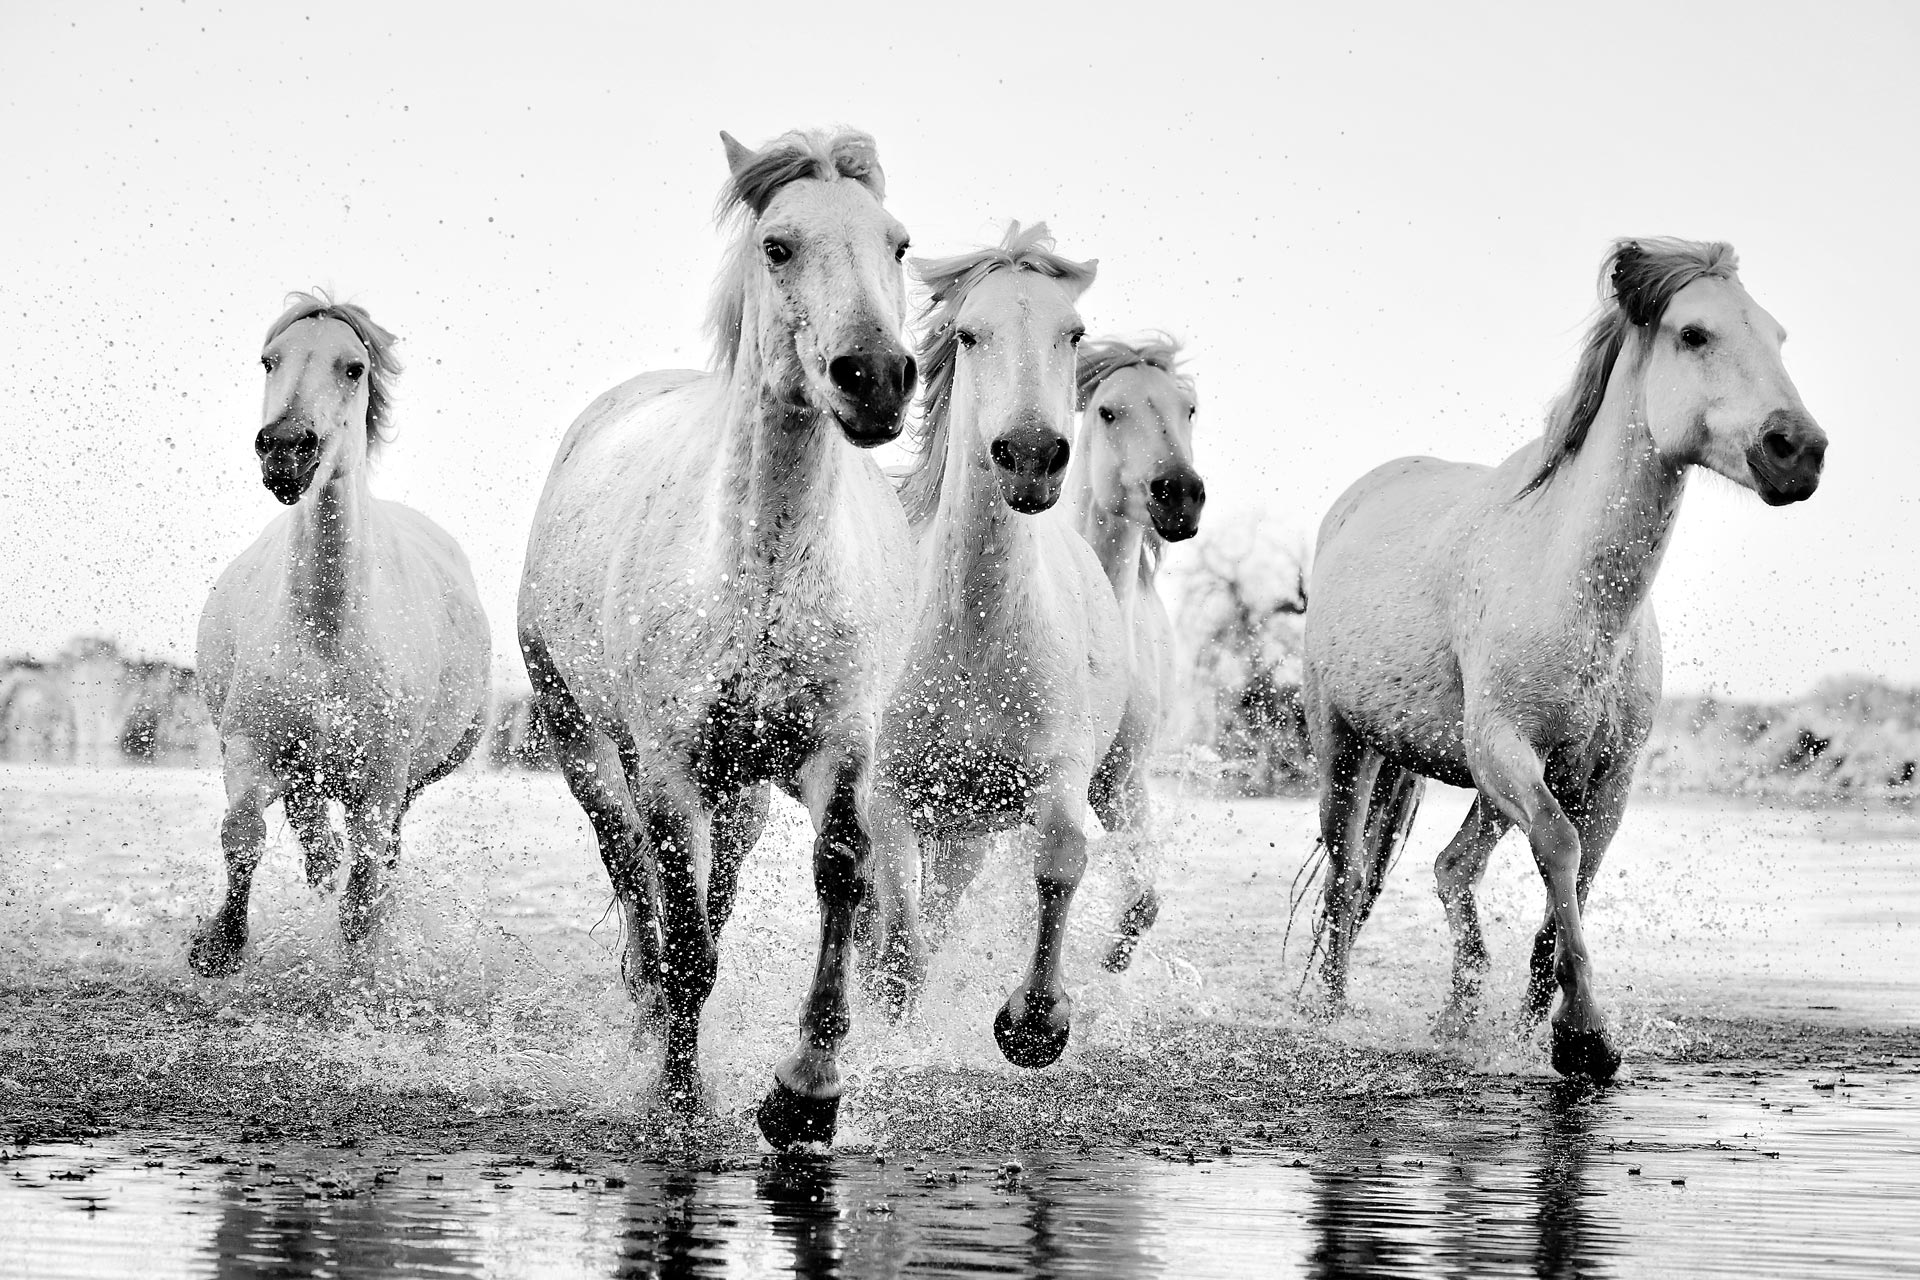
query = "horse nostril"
(298, 430, 318, 454)
(828, 355, 870, 401)
(1764, 429, 1797, 462)
(1044, 438, 1070, 476)
(990, 438, 1016, 471)
(1192, 476, 1207, 505)
(897, 355, 918, 398)
(1803, 440, 1827, 471)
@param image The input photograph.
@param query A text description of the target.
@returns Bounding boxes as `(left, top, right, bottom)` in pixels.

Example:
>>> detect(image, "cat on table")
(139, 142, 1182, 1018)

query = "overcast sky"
(3, 0, 1914, 698)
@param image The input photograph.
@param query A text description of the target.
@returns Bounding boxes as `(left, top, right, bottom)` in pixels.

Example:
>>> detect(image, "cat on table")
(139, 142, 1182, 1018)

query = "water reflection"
(5, 1062, 1917, 1279)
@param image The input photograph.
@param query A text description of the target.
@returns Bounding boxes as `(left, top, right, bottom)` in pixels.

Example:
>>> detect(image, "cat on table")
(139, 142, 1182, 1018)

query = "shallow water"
(2, 764, 1918, 1275)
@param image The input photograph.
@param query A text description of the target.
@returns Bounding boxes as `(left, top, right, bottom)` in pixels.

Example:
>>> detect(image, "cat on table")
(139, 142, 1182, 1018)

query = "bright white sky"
(2, 1, 1914, 698)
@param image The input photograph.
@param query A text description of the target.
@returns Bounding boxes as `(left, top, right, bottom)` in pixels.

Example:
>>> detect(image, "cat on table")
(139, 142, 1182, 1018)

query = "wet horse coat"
(868, 223, 1129, 1068)
(191, 295, 490, 974)
(518, 129, 915, 1147)
(1304, 239, 1827, 1078)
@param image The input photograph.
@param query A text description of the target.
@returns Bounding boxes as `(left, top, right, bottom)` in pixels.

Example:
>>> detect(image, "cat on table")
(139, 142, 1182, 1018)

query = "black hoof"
(187, 922, 245, 977)
(994, 1001, 1070, 1069)
(1550, 1022, 1621, 1081)
(757, 1078, 841, 1149)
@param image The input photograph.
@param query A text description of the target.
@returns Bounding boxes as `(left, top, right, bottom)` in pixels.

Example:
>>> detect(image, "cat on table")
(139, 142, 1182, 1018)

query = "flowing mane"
(704, 128, 888, 372)
(1074, 333, 1194, 410)
(263, 290, 402, 455)
(1522, 237, 1738, 495)
(896, 221, 1098, 525)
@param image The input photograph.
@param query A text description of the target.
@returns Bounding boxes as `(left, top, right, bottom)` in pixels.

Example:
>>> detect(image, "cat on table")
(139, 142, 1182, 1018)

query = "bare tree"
(1172, 512, 1313, 793)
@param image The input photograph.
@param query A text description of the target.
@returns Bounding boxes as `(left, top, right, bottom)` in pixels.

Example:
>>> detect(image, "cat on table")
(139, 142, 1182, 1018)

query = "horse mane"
(704, 128, 888, 372)
(896, 221, 1099, 525)
(1521, 237, 1738, 495)
(263, 290, 402, 455)
(1074, 333, 1194, 410)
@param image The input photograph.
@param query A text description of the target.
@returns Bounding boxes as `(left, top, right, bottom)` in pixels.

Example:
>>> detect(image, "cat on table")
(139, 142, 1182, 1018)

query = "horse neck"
(286, 446, 374, 647)
(1069, 470, 1149, 605)
(926, 408, 1044, 646)
(1534, 373, 1688, 637)
(712, 338, 841, 587)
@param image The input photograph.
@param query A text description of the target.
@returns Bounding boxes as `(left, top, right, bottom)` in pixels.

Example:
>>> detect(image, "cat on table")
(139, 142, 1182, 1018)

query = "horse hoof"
(187, 923, 245, 977)
(1550, 1022, 1621, 1081)
(993, 1002, 1070, 1069)
(1100, 936, 1139, 974)
(756, 1078, 841, 1150)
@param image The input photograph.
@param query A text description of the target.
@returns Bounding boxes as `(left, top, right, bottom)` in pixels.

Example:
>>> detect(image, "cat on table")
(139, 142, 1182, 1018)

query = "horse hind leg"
(189, 736, 282, 976)
(340, 786, 405, 948)
(707, 782, 770, 938)
(286, 788, 342, 892)
(523, 628, 663, 1027)
(1432, 795, 1511, 1038)
(1091, 772, 1158, 974)
(856, 790, 927, 1022)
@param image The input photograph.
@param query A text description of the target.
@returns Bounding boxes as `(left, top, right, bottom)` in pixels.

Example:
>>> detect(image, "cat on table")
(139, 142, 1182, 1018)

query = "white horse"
(1303, 239, 1827, 1078)
(1071, 337, 1206, 970)
(191, 294, 491, 975)
(888, 337, 1207, 973)
(867, 222, 1129, 1068)
(518, 129, 915, 1148)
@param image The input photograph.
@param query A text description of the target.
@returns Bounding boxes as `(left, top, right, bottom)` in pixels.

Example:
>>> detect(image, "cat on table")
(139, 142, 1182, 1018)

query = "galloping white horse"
(868, 222, 1129, 1068)
(191, 294, 491, 975)
(1071, 338, 1206, 971)
(519, 129, 915, 1147)
(1304, 239, 1827, 1078)
(887, 338, 1207, 973)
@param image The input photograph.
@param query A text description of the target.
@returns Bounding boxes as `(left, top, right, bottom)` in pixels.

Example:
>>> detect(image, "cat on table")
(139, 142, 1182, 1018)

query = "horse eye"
(1188, 405, 1197, 419)
(260, 354, 275, 372)
(764, 239, 792, 267)
(956, 329, 977, 350)
(1680, 326, 1710, 350)
(894, 240, 909, 262)
(1098, 405, 1115, 424)
(344, 362, 365, 381)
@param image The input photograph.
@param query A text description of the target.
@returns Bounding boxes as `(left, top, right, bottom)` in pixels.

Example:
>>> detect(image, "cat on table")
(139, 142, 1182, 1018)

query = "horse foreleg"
(1470, 720, 1618, 1081)
(642, 792, 715, 1111)
(759, 750, 872, 1148)
(857, 789, 926, 1021)
(993, 780, 1089, 1070)
(1092, 774, 1158, 973)
(285, 788, 342, 892)
(340, 789, 404, 947)
(708, 783, 770, 938)
(1432, 795, 1511, 1037)
(1525, 762, 1634, 1023)
(189, 737, 281, 976)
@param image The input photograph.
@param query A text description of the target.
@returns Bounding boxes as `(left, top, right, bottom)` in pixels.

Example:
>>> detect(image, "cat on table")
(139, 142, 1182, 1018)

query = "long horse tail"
(1354, 761, 1425, 931)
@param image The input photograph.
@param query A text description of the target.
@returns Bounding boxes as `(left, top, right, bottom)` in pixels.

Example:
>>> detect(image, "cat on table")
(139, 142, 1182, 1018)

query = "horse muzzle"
(1745, 409, 1827, 506)
(257, 425, 320, 505)
(824, 347, 917, 448)
(1147, 467, 1207, 542)
(990, 421, 1071, 515)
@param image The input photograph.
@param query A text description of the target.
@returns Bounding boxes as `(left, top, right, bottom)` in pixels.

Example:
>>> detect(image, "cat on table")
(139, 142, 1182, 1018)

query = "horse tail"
(1355, 762, 1424, 931)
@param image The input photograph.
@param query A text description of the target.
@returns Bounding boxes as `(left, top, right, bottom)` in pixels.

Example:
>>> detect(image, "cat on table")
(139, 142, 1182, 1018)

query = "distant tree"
(1172, 512, 1313, 793)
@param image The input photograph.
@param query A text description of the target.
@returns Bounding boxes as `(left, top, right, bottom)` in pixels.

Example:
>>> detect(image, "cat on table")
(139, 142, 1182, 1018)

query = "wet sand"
(2, 764, 1917, 1275)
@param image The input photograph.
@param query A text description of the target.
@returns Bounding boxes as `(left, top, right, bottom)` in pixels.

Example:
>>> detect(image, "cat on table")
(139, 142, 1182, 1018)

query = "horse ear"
(1061, 259, 1099, 301)
(720, 131, 756, 178)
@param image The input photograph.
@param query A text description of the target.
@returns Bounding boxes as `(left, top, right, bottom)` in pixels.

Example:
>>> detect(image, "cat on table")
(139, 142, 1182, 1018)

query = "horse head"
(910, 222, 1097, 516)
(255, 293, 397, 504)
(1614, 242, 1827, 506)
(712, 129, 915, 447)
(1075, 336, 1205, 541)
